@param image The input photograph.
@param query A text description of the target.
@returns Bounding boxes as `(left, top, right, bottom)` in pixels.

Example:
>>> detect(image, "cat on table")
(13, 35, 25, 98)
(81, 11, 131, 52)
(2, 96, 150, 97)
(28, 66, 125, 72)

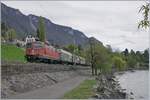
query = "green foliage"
(3, 31, 9, 40)
(122, 48, 129, 57)
(143, 49, 149, 63)
(113, 56, 126, 71)
(125, 50, 137, 68)
(66, 44, 78, 53)
(86, 39, 149, 75)
(1, 22, 9, 38)
(121, 48, 149, 68)
(138, 3, 150, 29)
(63, 44, 83, 56)
(7, 28, 16, 41)
(63, 80, 96, 99)
(1, 44, 26, 62)
(106, 45, 113, 54)
(135, 51, 143, 62)
(86, 41, 112, 75)
(138, 20, 150, 29)
(1, 23, 16, 41)
(37, 16, 45, 42)
(94, 44, 112, 74)
(126, 55, 137, 68)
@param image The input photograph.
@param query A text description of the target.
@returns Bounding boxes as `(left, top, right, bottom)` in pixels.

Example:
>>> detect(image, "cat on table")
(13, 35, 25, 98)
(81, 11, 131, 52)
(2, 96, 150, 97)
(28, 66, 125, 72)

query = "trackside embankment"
(1, 62, 91, 98)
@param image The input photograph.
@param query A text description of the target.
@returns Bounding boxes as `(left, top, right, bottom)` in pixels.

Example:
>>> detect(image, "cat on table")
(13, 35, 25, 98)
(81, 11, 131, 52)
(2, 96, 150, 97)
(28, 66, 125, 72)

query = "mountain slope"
(1, 3, 99, 47)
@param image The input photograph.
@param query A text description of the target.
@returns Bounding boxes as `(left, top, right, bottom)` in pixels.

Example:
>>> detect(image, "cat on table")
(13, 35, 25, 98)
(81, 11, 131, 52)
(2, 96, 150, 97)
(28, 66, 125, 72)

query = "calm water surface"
(116, 70, 149, 99)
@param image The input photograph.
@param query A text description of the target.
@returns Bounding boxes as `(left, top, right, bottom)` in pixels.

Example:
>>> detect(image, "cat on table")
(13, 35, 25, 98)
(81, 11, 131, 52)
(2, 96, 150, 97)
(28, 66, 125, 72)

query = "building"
(16, 39, 26, 47)
(25, 35, 36, 44)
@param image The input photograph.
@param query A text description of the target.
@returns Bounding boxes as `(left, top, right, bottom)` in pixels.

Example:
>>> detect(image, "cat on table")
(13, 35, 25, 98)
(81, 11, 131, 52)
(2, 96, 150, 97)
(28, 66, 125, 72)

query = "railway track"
(2, 61, 91, 75)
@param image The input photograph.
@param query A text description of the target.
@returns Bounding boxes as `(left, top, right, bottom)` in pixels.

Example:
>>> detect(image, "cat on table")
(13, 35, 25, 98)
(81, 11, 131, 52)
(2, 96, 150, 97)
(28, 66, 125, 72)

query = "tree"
(113, 56, 126, 71)
(1, 23, 8, 33)
(135, 51, 143, 63)
(77, 44, 82, 56)
(127, 55, 137, 68)
(130, 49, 136, 56)
(138, 2, 150, 29)
(89, 39, 95, 75)
(143, 49, 149, 64)
(64, 44, 78, 53)
(36, 28, 40, 39)
(7, 28, 16, 41)
(2, 30, 8, 41)
(106, 45, 112, 54)
(86, 39, 112, 75)
(122, 48, 129, 63)
(94, 44, 112, 74)
(37, 16, 45, 42)
(1, 22, 9, 40)
(123, 48, 129, 57)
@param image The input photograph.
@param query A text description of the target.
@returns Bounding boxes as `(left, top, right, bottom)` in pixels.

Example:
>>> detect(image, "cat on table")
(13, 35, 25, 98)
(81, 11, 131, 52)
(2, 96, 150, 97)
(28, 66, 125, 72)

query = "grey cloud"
(2, 1, 149, 51)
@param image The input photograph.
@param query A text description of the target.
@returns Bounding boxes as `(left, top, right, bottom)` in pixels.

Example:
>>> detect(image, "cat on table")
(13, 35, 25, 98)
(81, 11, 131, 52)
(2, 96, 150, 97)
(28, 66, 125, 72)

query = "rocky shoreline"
(93, 73, 128, 99)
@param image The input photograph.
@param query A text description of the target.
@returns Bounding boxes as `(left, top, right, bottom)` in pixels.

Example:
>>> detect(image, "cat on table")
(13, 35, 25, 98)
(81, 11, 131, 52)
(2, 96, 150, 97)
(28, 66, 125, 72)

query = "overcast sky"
(2, 1, 149, 51)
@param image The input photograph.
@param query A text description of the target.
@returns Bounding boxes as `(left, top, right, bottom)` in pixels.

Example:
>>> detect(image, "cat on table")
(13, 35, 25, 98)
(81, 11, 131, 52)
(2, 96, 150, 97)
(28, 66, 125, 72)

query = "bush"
(113, 56, 126, 71)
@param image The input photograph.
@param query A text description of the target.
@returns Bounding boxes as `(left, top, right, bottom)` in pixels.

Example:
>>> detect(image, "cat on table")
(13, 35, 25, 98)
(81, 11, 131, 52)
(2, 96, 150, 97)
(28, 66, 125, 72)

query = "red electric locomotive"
(25, 41, 60, 63)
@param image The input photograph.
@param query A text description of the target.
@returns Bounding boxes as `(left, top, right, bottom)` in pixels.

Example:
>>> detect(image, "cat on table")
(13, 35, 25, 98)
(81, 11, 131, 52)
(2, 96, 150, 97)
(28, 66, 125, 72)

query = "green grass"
(63, 79, 96, 99)
(1, 44, 26, 62)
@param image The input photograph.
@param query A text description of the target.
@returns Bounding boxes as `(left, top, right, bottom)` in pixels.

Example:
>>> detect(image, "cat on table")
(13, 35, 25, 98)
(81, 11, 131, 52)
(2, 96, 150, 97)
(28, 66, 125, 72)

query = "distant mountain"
(1, 3, 102, 47)
(1, 3, 35, 37)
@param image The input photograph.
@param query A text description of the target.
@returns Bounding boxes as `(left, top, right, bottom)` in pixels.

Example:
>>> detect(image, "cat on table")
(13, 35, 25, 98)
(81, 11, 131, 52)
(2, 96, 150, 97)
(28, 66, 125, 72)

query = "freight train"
(25, 41, 87, 65)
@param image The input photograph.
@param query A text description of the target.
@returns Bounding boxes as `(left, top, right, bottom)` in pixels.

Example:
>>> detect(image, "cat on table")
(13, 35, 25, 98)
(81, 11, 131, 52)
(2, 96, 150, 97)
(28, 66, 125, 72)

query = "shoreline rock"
(93, 73, 128, 99)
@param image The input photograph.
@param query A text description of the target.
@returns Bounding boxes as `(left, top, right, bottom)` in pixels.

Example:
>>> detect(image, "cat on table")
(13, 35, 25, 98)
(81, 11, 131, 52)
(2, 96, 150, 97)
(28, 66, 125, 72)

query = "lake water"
(116, 70, 149, 99)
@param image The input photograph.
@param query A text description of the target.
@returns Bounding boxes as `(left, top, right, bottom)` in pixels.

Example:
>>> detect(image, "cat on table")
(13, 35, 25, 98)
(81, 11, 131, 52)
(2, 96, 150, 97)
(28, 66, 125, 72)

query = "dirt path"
(8, 76, 89, 99)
